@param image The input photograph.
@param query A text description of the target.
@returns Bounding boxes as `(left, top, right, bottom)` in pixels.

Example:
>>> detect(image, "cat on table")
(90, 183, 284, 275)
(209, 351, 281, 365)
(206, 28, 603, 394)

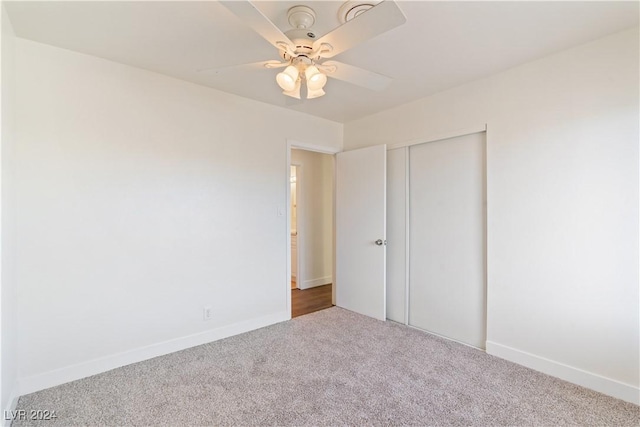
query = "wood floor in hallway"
(292, 283, 333, 318)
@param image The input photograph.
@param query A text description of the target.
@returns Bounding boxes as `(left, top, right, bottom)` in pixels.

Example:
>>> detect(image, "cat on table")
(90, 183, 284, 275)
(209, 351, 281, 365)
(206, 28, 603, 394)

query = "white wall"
(291, 149, 333, 289)
(345, 27, 639, 403)
(14, 38, 342, 394)
(0, 2, 18, 418)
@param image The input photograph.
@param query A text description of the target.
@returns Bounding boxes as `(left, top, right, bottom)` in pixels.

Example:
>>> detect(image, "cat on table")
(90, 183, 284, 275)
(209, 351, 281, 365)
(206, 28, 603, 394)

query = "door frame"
(286, 140, 340, 318)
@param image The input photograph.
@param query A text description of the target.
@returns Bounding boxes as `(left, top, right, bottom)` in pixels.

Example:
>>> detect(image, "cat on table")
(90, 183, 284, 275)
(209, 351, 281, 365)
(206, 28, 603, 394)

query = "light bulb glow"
(305, 66, 327, 91)
(276, 65, 299, 91)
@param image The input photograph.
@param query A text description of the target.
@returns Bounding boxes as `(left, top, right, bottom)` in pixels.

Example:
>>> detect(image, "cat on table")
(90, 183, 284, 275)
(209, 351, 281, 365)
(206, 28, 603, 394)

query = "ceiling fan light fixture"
(306, 87, 325, 100)
(219, 0, 407, 102)
(283, 78, 301, 99)
(276, 65, 299, 91)
(305, 65, 327, 91)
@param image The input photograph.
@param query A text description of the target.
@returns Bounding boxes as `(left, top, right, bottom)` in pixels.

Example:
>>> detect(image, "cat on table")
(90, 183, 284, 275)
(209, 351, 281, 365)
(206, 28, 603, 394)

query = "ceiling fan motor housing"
(280, 6, 318, 60)
(280, 28, 317, 60)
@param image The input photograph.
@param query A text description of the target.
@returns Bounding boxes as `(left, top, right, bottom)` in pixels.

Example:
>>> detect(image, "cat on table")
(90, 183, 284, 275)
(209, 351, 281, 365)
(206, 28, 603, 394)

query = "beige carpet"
(14, 307, 640, 426)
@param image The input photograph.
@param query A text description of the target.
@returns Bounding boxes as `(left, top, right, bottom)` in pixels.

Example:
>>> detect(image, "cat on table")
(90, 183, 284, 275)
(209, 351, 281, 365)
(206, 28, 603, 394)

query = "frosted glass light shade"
(305, 65, 327, 90)
(283, 78, 301, 99)
(306, 87, 325, 99)
(276, 65, 299, 91)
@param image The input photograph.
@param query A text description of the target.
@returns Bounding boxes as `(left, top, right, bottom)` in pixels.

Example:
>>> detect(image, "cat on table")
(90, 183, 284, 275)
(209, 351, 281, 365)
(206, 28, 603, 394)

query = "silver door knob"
(375, 239, 385, 246)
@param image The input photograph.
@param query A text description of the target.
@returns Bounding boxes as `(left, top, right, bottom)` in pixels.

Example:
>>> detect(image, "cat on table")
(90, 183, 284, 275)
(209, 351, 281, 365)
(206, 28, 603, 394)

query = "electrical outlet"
(203, 306, 212, 321)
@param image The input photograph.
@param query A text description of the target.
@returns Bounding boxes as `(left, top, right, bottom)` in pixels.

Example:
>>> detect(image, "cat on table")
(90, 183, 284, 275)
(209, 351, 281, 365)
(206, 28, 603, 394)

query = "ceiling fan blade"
(322, 61, 392, 91)
(313, 0, 406, 59)
(197, 60, 286, 74)
(219, 1, 294, 50)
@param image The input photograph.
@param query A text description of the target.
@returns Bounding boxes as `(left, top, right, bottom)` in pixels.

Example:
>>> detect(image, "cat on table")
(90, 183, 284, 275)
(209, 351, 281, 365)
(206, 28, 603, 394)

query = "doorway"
(288, 146, 336, 318)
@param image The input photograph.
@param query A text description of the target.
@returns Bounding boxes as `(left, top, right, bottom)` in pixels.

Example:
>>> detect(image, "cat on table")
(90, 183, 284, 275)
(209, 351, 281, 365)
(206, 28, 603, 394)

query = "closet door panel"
(409, 132, 486, 349)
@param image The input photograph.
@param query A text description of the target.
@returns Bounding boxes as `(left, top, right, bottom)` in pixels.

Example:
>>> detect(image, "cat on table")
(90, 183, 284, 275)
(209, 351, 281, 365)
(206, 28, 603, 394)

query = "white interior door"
(409, 132, 486, 348)
(335, 145, 387, 320)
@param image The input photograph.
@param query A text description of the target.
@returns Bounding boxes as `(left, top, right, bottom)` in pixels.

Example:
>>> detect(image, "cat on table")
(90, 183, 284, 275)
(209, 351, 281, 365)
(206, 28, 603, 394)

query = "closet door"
(409, 132, 486, 349)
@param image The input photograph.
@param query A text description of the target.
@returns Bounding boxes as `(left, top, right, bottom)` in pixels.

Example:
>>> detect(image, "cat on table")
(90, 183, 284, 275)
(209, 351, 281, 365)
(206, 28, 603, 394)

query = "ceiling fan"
(214, 0, 407, 100)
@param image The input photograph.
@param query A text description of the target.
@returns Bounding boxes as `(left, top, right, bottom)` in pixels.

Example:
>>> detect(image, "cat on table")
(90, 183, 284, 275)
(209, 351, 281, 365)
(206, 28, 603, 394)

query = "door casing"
(286, 140, 340, 317)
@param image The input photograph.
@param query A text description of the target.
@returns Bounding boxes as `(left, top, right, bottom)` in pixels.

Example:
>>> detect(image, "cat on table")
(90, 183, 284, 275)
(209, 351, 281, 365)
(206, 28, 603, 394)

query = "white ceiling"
(5, 1, 639, 123)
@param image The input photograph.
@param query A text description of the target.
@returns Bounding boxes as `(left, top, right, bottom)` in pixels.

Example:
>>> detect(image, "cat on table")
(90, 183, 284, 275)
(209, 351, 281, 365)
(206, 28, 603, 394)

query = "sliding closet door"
(409, 132, 486, 349)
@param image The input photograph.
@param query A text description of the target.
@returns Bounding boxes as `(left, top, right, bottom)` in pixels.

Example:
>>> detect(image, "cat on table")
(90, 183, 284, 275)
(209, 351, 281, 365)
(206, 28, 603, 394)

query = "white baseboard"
(298, 275, 331, 290)
(2, 388, 19, 427)
(486, 341, 640, 405)
(18, 311, 290, 397)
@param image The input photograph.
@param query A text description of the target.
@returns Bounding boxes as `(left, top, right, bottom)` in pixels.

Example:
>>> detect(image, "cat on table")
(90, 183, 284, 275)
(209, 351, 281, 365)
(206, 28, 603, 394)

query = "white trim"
(286, 143, 293, 314)
(486, 341, 640, 405)
(331, 154, 337, 306)
(387, 124, 487, 150)
(2, 390, 19, 427)
(17, 311, 289, 397)
(287, 140, 341, 155)
(382, 144, 387, 321)
(403, 146, 410, 326)
(484, 124, 491, 346)
(299, 276, 332, 290)
(479, 131, 489, 347)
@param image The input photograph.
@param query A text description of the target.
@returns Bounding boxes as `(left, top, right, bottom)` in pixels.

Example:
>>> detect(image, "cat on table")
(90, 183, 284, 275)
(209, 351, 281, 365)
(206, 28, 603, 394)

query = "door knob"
(375, 239, 386, 246)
